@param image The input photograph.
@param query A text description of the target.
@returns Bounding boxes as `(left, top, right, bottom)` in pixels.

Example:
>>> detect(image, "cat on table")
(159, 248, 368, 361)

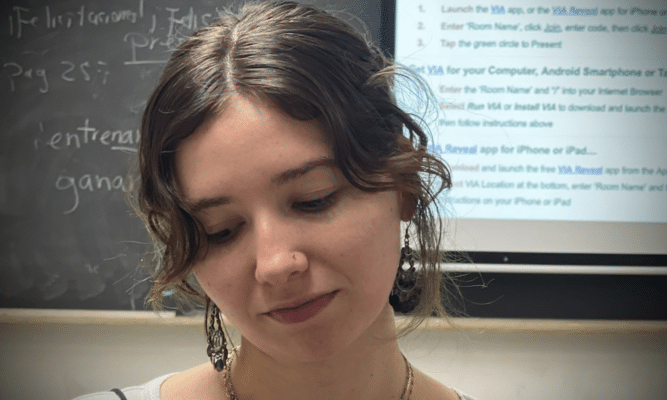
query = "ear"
(399, 191, 416, 222)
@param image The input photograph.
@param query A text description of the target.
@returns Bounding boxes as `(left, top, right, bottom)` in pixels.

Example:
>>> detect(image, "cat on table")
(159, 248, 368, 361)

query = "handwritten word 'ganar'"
(55, 174, 133, 215)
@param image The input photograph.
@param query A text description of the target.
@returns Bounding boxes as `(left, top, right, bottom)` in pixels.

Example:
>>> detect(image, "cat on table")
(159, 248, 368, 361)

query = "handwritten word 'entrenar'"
(34, 119, 139, 152)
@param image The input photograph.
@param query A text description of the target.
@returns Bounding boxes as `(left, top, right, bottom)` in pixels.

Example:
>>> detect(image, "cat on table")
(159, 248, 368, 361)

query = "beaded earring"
(389, 225, 421, 313)
(205, 298, 228, 372)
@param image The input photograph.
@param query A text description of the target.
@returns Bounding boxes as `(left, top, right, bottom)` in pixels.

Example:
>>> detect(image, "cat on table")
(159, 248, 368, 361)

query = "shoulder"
(72, 373, 175, 400)
(451, 387, 480, 400)
(159, 363, 230, 400)
(412, 368, 479, 400)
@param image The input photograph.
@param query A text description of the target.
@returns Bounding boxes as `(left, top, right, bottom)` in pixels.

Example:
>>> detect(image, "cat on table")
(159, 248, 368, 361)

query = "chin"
(280, 306, 392, 363)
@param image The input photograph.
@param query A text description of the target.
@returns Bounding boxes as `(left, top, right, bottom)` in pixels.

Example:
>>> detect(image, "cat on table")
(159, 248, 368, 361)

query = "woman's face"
(175, 95, 408, 362)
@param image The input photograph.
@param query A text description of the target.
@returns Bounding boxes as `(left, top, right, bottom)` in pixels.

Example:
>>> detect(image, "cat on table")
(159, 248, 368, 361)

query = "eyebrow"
(188, 156, 337, 213)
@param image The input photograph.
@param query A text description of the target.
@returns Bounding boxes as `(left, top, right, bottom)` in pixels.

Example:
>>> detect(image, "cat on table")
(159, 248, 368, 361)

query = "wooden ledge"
(1, 309, 666, 333)
(408, 316, 667, 334)
(0, 308, 187, 326)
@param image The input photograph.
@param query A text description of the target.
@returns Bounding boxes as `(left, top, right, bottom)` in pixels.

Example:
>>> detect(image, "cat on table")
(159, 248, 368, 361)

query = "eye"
(207, 222, 245, 245)
(294, 191, 339, 212)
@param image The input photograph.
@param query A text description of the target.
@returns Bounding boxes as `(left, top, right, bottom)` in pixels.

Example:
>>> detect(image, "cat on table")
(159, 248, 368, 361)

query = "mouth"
(265, 290, 339, 324)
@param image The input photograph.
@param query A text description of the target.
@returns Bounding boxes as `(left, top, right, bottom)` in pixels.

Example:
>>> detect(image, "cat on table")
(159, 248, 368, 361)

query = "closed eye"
(207, 222, 245, 245)
(206, 192, 338, 246)
(294, 191, 339, 212)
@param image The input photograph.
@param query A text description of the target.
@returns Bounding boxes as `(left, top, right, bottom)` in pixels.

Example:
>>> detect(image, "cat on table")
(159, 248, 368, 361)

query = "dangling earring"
(390, 224, 421, 313)
(205, 298, 228, 372)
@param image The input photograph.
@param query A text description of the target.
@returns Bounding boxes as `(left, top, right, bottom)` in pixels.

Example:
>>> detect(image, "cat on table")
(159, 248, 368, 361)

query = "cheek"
(193, 256, 245, 312)
(334, 197, 401, 288)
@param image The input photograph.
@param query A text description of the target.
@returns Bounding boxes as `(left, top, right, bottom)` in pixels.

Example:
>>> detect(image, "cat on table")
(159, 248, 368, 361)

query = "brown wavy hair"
(130, 1, 454, 332)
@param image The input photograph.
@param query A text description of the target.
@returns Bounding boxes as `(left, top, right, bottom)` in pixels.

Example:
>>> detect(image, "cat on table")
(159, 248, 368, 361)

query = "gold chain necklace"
(221, 350, 414, 400)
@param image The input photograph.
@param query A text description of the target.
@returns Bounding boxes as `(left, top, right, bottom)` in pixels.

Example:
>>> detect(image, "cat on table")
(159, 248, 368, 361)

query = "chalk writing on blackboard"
(1, 0, 385, 310)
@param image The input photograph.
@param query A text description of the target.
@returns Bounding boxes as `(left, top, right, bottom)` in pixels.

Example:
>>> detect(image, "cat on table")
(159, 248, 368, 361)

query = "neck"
(228, 304, 407, 400)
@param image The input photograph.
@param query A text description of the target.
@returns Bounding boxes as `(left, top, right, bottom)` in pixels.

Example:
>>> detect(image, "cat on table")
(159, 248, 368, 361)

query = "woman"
(76, 1, 475, 399)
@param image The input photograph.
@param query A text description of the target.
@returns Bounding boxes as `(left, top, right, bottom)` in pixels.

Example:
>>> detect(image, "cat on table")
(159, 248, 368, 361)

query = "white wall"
(1, 317, 666, 400)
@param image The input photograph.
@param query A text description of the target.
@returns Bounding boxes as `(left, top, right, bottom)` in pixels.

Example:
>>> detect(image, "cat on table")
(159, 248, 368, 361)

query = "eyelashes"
(205, 191, 340, 246)
(207, 222, 245, 245)
(293, 191, 339, 213)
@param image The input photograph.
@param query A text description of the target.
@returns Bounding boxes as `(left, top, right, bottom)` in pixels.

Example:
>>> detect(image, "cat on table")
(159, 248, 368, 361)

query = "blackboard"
(0, 0, 387, 310)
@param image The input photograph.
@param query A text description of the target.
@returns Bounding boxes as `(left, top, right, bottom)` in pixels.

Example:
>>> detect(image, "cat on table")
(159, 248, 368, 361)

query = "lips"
(265, 291, 338, 324)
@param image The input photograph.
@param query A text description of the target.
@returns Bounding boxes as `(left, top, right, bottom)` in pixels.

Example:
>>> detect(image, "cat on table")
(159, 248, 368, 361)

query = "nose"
(254, 213, 308, 286)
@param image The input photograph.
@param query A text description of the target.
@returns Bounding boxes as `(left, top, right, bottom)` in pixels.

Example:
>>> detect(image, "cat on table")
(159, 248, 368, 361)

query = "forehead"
(174, 96, 333, 201)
